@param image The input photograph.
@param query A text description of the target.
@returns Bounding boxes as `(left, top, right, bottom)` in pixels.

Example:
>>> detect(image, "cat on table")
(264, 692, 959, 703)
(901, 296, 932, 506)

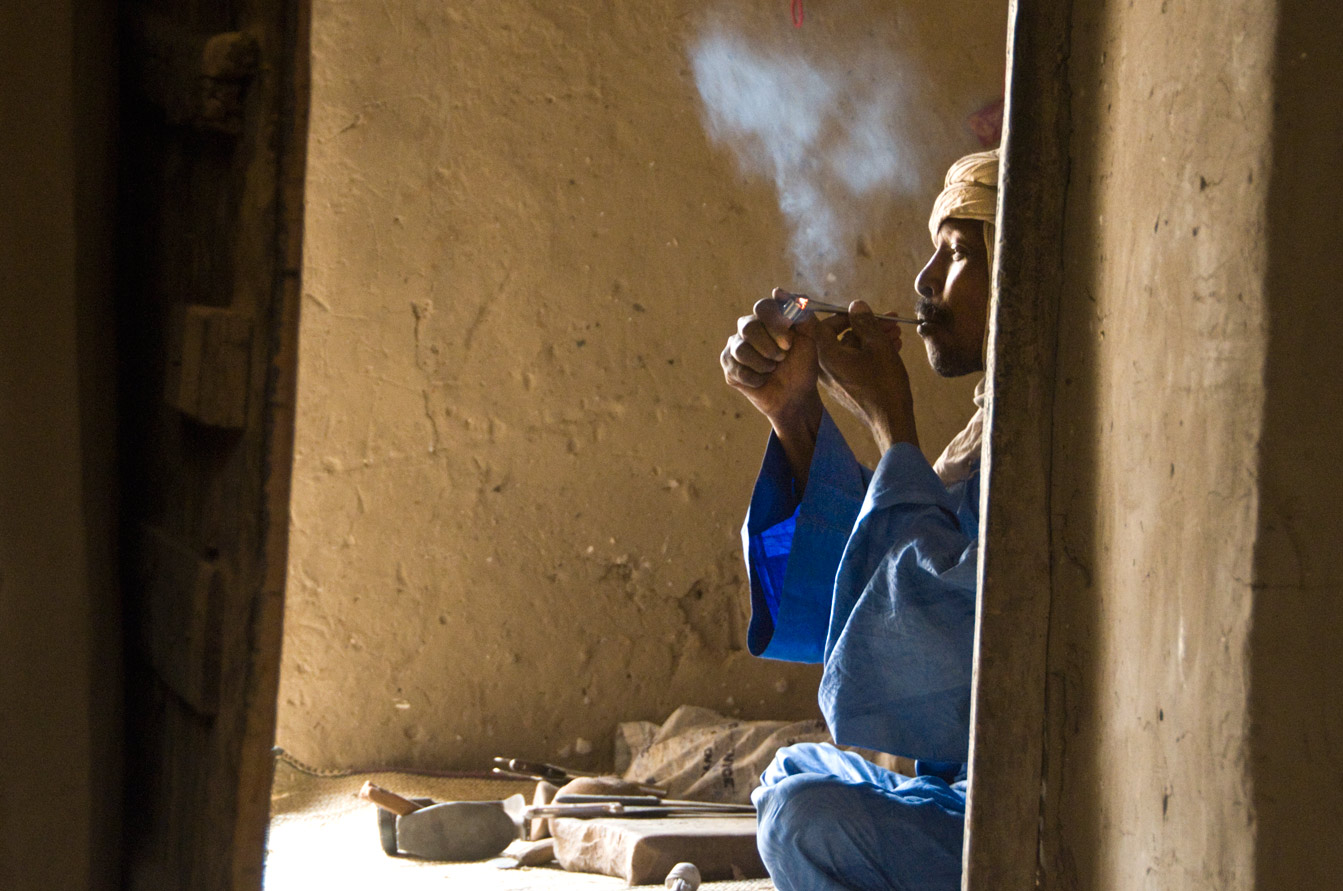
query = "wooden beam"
(963, 0, 1072, 888)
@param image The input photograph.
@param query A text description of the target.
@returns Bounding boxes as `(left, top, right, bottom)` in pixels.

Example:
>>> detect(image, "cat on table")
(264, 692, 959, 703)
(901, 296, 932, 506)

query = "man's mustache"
(914, 297, 953, 327)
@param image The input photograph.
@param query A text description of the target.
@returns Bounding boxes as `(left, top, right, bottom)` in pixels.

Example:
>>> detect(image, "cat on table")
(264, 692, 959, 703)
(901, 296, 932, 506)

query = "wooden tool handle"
(358, 781, 422, 816)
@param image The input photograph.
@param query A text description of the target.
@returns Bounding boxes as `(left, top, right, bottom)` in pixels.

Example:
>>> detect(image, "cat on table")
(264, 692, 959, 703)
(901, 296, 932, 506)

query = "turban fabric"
(927, 148, 1000, 272)
(928, 149, 999, 486)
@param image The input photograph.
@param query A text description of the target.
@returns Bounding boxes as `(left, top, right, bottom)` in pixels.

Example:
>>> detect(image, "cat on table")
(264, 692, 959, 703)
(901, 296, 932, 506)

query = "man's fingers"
(838, 300, 892, 350)
(805, 314, 845, 347)
(846, 300, 880, 332)
(728, 336, 780, 374)
(730, 365, 769, 388)
(751, 298, 795, 352)
(734, 317, 786, 367)
(738, 313, 789, 362)
(720, 347, 769, 389)
(721, 339, 774, 384)
(875, 317, 903, 350)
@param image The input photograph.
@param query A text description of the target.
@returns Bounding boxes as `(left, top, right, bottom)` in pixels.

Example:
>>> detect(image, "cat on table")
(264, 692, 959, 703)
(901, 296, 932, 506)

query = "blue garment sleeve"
(819, 443, 980, 762)
(741, 411, 871, 663)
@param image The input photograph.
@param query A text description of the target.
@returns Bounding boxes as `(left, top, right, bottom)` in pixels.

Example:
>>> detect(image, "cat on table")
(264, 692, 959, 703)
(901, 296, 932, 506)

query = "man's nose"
(914, 261, 941, 299)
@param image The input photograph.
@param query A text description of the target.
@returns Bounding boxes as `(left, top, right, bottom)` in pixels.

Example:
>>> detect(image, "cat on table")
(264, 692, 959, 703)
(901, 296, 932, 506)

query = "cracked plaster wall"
(276, 0, 1008, 770)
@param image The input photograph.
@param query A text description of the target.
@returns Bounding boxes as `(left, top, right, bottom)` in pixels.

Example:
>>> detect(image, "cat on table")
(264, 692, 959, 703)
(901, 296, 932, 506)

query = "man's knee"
(756, 772, 856, 849)
(754, 771, 966, 891)
(756, 774, 898, 891)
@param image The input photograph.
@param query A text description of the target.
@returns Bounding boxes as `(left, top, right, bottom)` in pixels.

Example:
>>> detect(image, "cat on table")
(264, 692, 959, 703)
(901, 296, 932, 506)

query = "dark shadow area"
(1248, 1, 1343, 886)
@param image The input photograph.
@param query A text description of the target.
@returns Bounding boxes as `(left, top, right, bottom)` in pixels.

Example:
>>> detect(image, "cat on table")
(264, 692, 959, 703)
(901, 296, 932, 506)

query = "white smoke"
(690, 25, 921, 293)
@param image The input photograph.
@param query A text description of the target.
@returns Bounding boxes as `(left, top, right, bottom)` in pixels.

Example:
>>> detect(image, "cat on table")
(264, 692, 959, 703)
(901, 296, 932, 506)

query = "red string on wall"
(792, 0, 804, 28)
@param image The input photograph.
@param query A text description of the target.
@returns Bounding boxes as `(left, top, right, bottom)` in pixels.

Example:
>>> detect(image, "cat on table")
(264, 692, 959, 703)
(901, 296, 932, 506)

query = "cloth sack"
(616, 705, 911, 805)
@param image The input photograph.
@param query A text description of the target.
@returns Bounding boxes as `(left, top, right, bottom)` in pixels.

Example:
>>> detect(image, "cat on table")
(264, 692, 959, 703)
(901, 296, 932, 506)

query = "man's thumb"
(847, 300, 880, 333)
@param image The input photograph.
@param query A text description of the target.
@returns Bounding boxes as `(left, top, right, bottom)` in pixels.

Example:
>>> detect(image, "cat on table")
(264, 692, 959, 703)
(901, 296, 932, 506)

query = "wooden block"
(137, 524, 223, 715)
(551, 816, 765, 886)
(130, 19, 258, 132)
(164, 304, 253, 428)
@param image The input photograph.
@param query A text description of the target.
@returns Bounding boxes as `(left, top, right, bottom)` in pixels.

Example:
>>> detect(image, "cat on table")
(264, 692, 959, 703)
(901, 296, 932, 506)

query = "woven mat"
(264, 757, 775, 890)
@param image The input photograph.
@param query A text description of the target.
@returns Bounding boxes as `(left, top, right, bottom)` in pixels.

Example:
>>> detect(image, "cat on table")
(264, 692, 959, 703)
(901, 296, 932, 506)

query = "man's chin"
(923, 345, 949, 378)
(925, 341, 981, 378)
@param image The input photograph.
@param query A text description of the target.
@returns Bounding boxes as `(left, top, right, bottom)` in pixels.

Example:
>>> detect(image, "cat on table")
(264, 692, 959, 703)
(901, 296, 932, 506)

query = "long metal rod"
(773, 288, 920, 325)
(802, 298, 920, 324)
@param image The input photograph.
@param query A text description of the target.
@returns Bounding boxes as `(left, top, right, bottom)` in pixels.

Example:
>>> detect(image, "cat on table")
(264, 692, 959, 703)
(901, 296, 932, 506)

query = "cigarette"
(773, 288, 919, 325)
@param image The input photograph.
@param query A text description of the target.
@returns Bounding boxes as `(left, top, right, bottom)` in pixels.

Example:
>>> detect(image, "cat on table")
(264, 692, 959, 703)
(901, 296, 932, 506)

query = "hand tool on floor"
(358, 782, 528, 861)
(358, 782, 420, 816)
(530, 802, 754, 819)
(555, 793, 755, 814)
(526, 802, 626, 818)
(492, 756, 667, 796)
(359, 780, 752, 861)
(491, 756, 594, 784)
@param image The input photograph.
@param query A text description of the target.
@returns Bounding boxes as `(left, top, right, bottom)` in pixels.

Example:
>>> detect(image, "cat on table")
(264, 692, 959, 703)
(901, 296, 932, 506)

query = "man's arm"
(742, 409, 871, 663)
(821, 449, 980, 762)
(721, 297, 824, 489)
(810, 301, 920, 456)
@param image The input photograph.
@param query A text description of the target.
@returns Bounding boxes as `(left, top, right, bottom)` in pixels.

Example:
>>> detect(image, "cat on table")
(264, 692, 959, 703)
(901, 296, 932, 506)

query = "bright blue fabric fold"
(743, 411, 870, 662)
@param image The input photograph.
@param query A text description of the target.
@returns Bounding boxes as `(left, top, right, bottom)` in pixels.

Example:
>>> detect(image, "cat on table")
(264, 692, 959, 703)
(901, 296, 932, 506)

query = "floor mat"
(264, 755, 776, 890)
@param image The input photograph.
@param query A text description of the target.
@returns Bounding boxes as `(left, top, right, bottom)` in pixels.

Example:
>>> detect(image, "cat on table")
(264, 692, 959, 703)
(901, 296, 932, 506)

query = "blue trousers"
(751, 743, 967, 891)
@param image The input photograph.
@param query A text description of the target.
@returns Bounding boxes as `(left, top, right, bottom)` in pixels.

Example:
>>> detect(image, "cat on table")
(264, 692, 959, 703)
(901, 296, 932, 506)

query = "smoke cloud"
(690, 23, 922, 293)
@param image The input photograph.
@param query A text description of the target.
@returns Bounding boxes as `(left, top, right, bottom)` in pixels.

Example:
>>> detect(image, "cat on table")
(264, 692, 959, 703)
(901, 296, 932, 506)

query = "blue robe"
(742, 411, 979, 891)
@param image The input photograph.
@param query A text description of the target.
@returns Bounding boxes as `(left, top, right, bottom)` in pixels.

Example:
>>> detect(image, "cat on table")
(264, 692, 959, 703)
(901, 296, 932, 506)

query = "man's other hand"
(812, 301, 920, 454)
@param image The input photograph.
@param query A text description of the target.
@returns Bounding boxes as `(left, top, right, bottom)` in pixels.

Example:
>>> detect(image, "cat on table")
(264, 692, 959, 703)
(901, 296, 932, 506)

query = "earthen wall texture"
(1041, 0, 1273, 887)
(278, 0, 1008, 769)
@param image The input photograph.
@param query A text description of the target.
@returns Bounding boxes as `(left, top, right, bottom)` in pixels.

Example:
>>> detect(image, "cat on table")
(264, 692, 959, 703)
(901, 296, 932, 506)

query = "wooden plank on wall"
(164, 304, 254, 428)
(137, 523, 224, 716)
(963, 0, 1072, 888)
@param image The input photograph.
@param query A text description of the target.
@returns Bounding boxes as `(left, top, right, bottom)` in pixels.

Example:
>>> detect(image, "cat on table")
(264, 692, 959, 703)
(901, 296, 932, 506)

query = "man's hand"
(812, 301, 919, 454)
(721, 297, 824, 486)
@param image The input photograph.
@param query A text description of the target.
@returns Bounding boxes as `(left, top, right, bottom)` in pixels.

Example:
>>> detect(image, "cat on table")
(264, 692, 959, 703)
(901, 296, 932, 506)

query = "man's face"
(914, 218, 990, 377)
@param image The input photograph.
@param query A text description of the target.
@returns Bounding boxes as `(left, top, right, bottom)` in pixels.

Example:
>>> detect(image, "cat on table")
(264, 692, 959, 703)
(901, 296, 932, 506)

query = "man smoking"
(720, 150, 999, 890)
